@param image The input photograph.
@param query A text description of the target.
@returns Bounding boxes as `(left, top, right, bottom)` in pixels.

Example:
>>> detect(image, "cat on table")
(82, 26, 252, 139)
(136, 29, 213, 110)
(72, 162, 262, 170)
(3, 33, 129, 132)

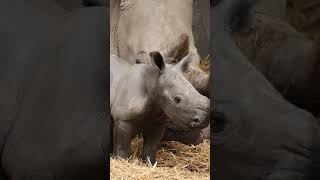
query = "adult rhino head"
(111, 0, 210, 97)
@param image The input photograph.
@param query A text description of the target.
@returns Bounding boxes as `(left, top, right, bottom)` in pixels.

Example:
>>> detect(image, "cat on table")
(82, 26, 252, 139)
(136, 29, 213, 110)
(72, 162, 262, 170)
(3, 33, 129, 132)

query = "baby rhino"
(110, 52, 209, 164)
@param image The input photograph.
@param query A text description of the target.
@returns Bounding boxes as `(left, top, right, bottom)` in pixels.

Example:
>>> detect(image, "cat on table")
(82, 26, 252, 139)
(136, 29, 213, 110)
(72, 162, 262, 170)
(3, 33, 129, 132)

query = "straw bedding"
(200, 55, 210, 73)
(110, 137, 210, 180)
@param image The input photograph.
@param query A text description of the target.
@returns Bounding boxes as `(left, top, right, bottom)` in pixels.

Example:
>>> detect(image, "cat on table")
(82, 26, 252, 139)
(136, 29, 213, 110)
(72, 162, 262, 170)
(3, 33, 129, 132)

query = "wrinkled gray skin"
(254, 0, 287, 20)
(111, 0, 209, 97)
(111, 0, 211, 143)
(233, 0, 320, 116)
(110, 52, 209, 164)
(212, 0, 320, 179)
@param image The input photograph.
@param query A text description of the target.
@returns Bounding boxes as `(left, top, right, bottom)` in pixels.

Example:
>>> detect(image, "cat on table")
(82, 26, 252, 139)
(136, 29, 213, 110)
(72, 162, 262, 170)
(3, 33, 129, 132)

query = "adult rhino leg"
(141, 122, 166, 164)
(112, 120, 137, 159)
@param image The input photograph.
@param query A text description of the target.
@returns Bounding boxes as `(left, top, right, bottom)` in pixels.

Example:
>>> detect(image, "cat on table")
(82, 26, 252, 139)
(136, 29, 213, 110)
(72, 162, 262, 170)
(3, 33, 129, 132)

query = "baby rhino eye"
(174, 96, 181, 104)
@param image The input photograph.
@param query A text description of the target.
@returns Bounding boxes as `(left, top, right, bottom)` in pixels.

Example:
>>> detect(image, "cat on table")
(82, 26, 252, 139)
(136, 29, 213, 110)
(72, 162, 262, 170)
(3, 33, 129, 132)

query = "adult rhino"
(0, 1, 108, 179)
(232, 0, 320, 116)
(110, 52, 209, 164)
(212, 0, 320, 179)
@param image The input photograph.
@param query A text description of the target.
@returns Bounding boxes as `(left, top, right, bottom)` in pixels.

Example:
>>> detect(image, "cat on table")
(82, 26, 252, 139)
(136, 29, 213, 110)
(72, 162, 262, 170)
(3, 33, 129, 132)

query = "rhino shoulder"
(111, 67, 151, 121)
(111, 94, 148, 122)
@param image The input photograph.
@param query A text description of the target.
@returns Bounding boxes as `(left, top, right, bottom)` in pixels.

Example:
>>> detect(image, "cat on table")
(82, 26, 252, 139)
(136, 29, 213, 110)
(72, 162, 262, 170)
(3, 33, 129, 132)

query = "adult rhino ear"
(163, 33, 190, 63)
(150, 51, 165, 72)
(177, 53, 192, 73)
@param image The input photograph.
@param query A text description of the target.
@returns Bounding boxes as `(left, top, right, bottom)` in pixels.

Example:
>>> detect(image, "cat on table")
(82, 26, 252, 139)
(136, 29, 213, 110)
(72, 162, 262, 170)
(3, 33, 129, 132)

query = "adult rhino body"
(212, 0, 320, 179)
(0, 1, 108, 179)
(110, 52, 209, 164)
(254, 0, 287, 21)
(236, 22, 320, 116)
(233, 1, 320, 116)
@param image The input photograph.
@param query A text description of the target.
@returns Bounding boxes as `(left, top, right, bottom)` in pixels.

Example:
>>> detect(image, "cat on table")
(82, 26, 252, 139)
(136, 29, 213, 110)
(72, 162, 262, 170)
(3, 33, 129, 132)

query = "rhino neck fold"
(141, 65, 164, 117)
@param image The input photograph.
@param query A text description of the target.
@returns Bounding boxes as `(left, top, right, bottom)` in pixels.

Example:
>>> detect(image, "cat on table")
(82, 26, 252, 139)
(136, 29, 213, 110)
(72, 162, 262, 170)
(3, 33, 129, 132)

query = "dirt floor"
(110, 137, 210, 180)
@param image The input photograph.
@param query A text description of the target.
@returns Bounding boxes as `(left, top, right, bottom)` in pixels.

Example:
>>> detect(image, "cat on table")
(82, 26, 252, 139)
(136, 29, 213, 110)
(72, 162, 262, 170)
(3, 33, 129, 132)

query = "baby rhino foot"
(113, 149, 131, 159)
(141, 153, 156, 165)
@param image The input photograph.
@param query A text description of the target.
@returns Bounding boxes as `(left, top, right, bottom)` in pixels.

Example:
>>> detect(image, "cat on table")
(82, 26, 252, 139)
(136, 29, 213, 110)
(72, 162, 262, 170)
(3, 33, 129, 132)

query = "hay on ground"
(200, 54, 210, 74)
(110, 137, 210, 180)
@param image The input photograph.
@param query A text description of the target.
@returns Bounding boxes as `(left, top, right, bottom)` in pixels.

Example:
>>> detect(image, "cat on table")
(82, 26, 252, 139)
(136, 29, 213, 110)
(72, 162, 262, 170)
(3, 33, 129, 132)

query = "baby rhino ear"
(150, 51, 165, 72)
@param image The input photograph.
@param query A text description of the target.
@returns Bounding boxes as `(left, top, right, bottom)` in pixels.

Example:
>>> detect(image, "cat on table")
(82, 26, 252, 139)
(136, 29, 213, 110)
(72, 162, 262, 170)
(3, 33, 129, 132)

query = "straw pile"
(200, 55, 210, 74)
(110, 137, 210, 180)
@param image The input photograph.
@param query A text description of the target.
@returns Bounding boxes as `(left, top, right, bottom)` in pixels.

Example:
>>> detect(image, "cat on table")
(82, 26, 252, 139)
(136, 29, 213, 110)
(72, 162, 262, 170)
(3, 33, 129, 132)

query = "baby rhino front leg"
(141, 123, 167, 164)
(113, 120, 137, 159)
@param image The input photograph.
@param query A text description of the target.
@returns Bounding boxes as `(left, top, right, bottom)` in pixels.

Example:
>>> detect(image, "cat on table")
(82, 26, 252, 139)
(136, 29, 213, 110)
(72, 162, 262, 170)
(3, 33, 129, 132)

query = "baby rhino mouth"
(189, 117, 201, 128)
(189, 117, 208, 129)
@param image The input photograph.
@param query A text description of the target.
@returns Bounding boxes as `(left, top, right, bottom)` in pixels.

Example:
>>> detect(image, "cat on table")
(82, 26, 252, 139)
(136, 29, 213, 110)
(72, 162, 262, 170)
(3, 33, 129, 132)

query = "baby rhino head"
(149, 51, 210, 131)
